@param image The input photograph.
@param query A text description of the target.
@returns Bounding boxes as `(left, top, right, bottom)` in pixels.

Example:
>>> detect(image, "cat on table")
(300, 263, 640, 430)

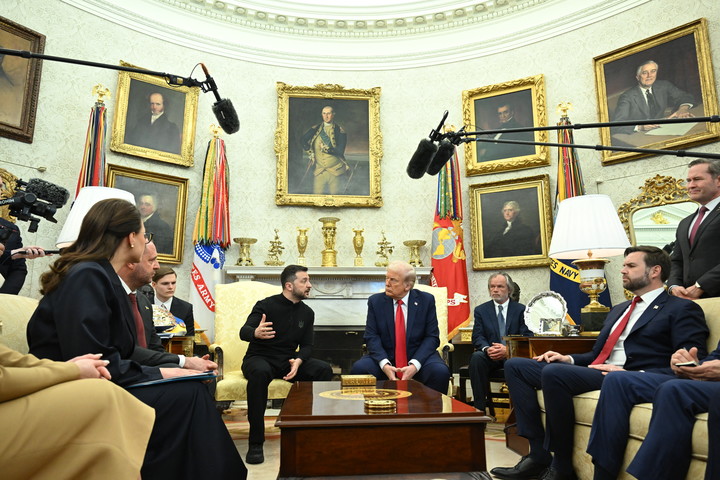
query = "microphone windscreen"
(406, 139, 438, 179)
(26, 178, 70, 207)
(212, 98, 240, 134)
(426, 139, 455, 176)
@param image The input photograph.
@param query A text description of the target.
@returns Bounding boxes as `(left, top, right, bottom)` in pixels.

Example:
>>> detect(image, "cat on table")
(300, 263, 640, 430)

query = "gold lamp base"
(573, 257, 611, 313)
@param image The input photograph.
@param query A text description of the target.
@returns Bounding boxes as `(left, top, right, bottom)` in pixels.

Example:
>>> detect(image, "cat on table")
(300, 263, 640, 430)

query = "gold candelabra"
(265, 229, 285, 266)
(375, 231, 394, 267)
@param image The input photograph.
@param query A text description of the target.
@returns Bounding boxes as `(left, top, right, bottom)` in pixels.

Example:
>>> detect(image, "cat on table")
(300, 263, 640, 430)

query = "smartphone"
(674, 361, 698, 367)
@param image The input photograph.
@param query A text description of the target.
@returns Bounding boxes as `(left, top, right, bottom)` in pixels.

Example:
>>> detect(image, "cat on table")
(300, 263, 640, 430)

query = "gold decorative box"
(341, 374, 376, 386)
(459, 327, 473, 343)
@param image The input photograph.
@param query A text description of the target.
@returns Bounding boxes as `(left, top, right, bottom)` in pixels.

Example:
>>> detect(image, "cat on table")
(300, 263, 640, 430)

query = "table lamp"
(56, 186, 136, 248)
(549, 194, 630, 313)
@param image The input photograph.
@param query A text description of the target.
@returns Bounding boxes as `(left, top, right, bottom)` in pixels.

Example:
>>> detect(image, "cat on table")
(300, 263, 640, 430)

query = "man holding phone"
(587, 342, 720, 480)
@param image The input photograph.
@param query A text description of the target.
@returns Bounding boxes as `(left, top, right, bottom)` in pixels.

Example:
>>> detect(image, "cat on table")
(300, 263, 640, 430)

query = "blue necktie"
(498, 305, 506, 345)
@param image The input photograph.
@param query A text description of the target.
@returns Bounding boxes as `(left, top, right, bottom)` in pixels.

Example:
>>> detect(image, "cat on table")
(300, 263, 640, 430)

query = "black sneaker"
(246, 443, 264, 464)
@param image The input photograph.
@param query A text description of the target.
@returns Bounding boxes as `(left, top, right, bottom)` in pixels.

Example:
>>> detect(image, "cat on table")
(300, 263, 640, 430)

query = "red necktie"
(128, 293, 147, 348)
(394, 299, 407, 370)
(689, 206, 709, 247)
(591, 296, 641, 365)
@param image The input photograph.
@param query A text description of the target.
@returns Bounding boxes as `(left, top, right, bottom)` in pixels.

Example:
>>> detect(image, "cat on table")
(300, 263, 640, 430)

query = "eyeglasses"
(144, 232, 154, 244)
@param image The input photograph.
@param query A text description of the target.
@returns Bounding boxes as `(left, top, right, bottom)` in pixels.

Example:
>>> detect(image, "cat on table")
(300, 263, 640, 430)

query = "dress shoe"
(246, 443, 264, 464)
(490, 455, 549, 479)
(538, 468, 578, 480)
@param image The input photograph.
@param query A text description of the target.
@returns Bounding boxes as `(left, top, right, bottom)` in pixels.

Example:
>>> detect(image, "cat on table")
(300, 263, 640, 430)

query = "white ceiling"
(64, 0, 650, 70)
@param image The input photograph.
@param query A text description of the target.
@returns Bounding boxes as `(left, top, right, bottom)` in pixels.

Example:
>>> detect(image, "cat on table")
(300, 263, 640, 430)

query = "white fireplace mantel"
(223, 265, 432, 326)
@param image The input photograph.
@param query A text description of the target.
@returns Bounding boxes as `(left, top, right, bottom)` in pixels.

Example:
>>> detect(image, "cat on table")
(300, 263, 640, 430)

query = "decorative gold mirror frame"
(616, 174, 692, 244)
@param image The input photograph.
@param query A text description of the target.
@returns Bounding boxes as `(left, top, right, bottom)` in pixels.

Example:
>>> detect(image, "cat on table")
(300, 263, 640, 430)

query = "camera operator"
(0, 177, 50, 294)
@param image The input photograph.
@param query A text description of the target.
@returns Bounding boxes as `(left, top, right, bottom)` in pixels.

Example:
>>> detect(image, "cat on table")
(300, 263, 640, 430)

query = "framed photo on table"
(274, 82, 383, 207)
(469, 174, 552, 270)
(594, 18, 719, 165)
(0, 16, 45, 144)
(462, 74, 549, 176)
(110, 61, 199, 167)
(106, 164, 188, 264)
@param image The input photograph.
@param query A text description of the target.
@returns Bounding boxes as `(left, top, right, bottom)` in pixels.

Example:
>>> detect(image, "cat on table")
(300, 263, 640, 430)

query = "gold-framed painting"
(469, 174, 552, 270)
(0, 16, 45, 144)
(462, 74, 549, 176)
(106, 164, 188, 264)
(274, 82, 382, 207)
(594, 18, 719, 165)
(110, 61, 199, 167)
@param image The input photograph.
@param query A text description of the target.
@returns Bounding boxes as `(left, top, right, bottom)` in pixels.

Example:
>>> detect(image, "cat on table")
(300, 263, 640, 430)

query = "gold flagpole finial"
(210, 124, 223, 138)
(557, 102, 573, 117)
(442, 124, 456, 134)
(92, 84, 111, 104)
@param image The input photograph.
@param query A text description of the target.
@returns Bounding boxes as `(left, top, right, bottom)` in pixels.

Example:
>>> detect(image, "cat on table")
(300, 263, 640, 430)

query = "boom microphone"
(426, 139, 456, 176)
(406, 139, 438, 179)
(200, 64, 240, 134)
(25, 178, 70, 207)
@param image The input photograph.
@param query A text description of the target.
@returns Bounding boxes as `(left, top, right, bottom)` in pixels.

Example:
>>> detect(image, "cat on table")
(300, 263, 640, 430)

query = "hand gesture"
(588, 364, 626, 375)
(68, 353, 111, 380)
(283, 358, 303, 381)
(254, 314, 275, 340)
(184, 354, 218, 374)
(382, 363, 399, 381)
(396, 364, 418, 381)
(487, 343, 508, 361)
(533, 350, 571, 364)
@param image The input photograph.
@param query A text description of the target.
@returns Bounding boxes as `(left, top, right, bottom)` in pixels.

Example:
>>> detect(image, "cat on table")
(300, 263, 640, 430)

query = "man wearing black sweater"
(239, 265, 333, 464)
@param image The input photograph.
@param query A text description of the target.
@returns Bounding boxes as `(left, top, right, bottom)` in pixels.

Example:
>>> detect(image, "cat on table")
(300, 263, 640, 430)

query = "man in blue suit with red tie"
(469, 271, 532, 413)
(587, 341, 720, 480)
(491, 246, 708, 480)
(351, 261, 451, 393)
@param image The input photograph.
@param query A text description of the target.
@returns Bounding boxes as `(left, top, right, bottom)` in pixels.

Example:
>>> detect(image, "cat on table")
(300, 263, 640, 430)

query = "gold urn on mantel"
(234, 237, 257, 266)
(319, 217, 340, 267)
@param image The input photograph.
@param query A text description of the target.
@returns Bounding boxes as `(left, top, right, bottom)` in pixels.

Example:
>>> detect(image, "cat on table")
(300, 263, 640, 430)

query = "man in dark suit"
(485, 200, 540, 258)
(668, 159, 720, 299)
(351, 260, 451, 394)
(146, 266, 195, 336)
(125, 91, 181, 154)
(587, 342, 720, 480)
(611, 60, 694, 136)
(469, 272, 532, 413)
(138, 194, 174, 255)
(490, 246, 709, 480)
(119, 242, 215, 371)
(478, 103, 535, 162)
(240, 265, 333, 465)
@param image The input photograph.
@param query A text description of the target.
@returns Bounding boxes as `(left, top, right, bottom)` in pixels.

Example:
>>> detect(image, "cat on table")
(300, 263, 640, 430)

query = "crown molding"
(62, 0, 650, 70)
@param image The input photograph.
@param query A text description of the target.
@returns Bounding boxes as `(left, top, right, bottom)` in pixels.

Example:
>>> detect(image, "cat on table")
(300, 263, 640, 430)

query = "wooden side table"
(162, 336, 194, 357)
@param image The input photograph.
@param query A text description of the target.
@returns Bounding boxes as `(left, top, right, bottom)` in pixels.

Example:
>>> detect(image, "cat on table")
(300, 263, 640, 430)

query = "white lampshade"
(56, 186, 136, 248)
(549, 194, 630, 259)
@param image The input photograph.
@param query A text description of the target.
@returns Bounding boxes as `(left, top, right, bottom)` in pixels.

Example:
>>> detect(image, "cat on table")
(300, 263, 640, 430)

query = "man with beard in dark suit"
(668, 159, 720, 299)
(126, 91, 181, 154)
(478, 103, 535, 162)
(611, 60, 694, 136)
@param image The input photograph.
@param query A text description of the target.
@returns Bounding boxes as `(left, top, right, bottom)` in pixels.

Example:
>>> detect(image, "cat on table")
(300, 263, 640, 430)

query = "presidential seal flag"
(430, 149, 470, 338)
(190, 130, 230, 342)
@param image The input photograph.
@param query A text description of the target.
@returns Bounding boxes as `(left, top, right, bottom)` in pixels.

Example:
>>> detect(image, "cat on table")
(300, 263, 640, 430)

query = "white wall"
(1, 0, 718, 316)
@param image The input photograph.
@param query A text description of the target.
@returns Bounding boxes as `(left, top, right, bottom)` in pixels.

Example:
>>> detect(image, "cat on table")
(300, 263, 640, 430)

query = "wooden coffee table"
(275, 380, 491, 479)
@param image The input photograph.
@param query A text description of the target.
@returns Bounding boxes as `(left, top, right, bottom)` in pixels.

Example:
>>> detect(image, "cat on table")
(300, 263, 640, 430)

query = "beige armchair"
(210, 281, 292, 405)
(0, 294, 39, 354)
(413, 283, 454, 364)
